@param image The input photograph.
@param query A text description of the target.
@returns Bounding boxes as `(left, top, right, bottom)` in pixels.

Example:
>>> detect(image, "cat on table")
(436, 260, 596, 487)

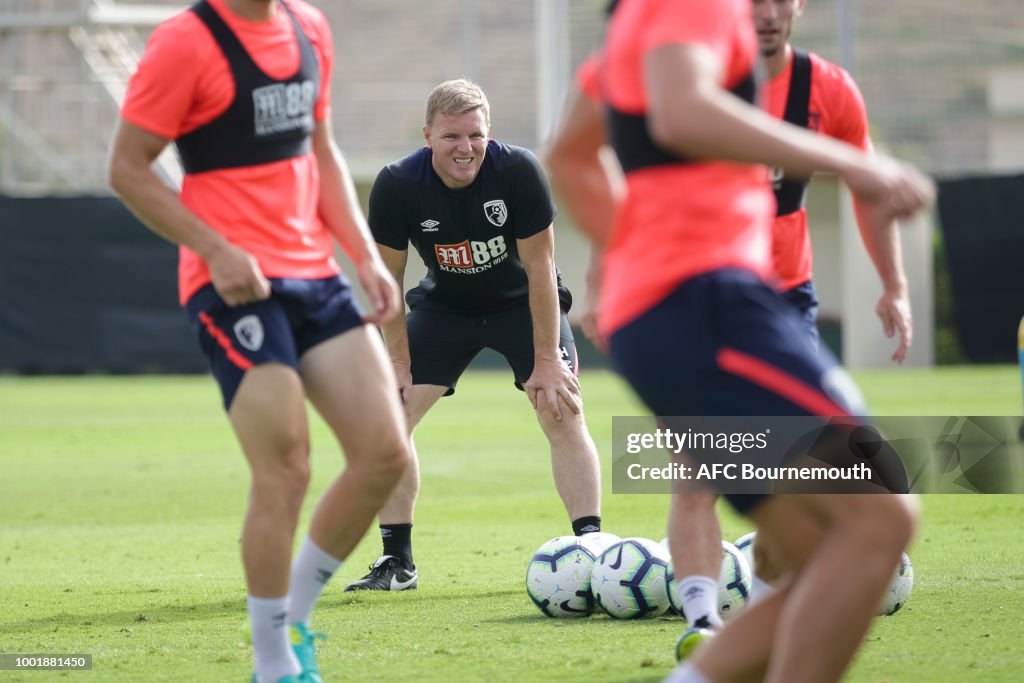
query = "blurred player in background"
(546, 0, 931, 680)
(758, 0, 912, 355)
(665, 0, 923, 631)
(108, 0, 410, 681)
(343, 79, 603, 592)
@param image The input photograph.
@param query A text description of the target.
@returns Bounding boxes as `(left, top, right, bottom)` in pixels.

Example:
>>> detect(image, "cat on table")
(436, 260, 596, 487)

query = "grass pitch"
(1, 366, 1022, 682)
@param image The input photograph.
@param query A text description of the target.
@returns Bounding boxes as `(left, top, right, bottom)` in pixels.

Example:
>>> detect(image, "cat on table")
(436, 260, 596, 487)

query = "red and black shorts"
(185, 275, 364, 409)
(609, 268, 869, 516)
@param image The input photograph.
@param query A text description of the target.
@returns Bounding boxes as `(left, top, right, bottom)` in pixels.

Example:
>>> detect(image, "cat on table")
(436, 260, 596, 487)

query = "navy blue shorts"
(779, 279, 820, 347)
(185, 276, 365, 410)
(407, 304, 578, 396)
(609, 269, 867, 516)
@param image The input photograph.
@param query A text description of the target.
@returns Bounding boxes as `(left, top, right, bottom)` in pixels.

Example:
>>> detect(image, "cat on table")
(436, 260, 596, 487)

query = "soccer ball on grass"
(525, 535, 599, 617)
(664, 539, 752, 621)
(592, 537, 671, 619)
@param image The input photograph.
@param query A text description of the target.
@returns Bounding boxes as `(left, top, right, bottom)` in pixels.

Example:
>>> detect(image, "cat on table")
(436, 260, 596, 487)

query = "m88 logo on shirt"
(434, 237, 509, 274)
(252, 80, 316, 136)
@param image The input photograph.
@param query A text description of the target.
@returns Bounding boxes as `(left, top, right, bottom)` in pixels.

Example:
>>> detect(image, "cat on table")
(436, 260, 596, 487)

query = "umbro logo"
(420, 219, 440, 232)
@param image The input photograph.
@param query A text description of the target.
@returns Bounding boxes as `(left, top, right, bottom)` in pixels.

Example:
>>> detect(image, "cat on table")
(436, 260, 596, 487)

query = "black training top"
(369, 140, 571, 313)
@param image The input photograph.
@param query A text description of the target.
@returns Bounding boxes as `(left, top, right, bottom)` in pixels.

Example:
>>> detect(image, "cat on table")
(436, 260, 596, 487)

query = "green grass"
(1, 367, 1022, 682)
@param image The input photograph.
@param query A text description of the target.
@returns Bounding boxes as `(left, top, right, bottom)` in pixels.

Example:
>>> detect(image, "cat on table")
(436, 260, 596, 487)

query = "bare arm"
(313, 120, 401, 325)
(107, 118, 270, 306)
(374, 244, 414, 399)
(544, 86, 622, 352)
(581, 244, 607, 351)
(544, 86, 625, 247)
(853, 197, 912, 363)
(544, 86, 624, 351)
(645, 44, 934, 214)
(519, 227, 581, 420)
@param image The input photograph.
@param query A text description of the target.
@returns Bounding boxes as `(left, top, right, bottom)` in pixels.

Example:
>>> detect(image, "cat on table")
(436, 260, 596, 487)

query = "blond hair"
(424, 79, 491, 128)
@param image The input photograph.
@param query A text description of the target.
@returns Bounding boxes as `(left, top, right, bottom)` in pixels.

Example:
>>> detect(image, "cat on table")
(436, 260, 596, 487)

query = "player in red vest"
(546, 1, 931, 681)
(663, 0, 921, 642)
(110, 1, 410, 681)
(758, 0, 912, 355)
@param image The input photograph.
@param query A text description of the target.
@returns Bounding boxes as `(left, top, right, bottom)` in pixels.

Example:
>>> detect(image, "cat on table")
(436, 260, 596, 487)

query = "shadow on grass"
(317, 587, 522, 610)
(485, 612, 683, 626)
(1, 596, 242, 632)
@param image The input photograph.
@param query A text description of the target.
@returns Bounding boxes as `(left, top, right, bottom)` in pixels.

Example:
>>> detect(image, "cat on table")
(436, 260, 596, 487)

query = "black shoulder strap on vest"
(608, 72, 758, 175)
(774, 49, 813, 216)
(175, 0, 318, 175)
(190, 0, 254, 70)
(782, 48, 811, 128)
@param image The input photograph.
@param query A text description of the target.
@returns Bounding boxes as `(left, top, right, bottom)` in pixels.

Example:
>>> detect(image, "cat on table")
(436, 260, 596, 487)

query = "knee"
(350, 431, 411, 487)
(539, 409, 589, 446)
(752, 541, 784, 584)
(841, 494, 918, 556)
(377, 436, 412, 483)
(251, 439, 311, 511)
(282, 446, 312, 498)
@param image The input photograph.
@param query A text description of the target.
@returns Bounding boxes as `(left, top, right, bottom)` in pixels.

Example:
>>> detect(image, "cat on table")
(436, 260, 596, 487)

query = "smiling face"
(424, 107, 489, 189)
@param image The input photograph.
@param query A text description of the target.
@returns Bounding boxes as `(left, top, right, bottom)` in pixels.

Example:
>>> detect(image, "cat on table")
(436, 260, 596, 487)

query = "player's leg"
(685, 493, 917, 683)
(291, 322, 410, 568)
(346, 307, 479, 590)
(609, 270, 914, 682)
(703, 276, 917, 680)
(230, 364, 311, 598)
(745, 507, 822, 602)
(666, 493, 820, 683)
(497, 308, 601, 533)
(667, 585, 793, 683)
(341, 383, 446, 591)
(186, 285, 309, 683)
(375, 383, 447, 526)
(276, 323, 410, 683)
(534, 400, 602, 529)
(669, 490, 726, 630)
(761, 493, 917, 683)
(230, 364, 311, 683)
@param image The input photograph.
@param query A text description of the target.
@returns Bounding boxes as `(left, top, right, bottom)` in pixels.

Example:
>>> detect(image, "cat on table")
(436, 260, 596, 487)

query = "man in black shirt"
(345, 79, 603, 591)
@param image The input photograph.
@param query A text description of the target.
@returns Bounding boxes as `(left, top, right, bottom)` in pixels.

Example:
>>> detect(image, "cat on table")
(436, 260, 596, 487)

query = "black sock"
(572, 516, 601, 536)
(380, 524, 413, 566)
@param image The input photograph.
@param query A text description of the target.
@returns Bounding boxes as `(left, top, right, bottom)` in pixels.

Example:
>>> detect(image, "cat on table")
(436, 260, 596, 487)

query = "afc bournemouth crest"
(484, 199, 507, 227)
(233, 315, 265, 352)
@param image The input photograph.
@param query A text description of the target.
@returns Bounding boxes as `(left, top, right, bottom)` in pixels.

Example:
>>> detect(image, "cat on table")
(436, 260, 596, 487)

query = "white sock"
(288, 537, 343, 625)
(662, 662, 712, 683)
(247, 595, 301, 683)
(677, 575, 723, 628)
(748, 574, 776, 604)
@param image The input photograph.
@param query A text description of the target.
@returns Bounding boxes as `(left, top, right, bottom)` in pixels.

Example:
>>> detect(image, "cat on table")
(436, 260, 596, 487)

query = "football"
(665, 539, 753, 621)
(878, 552, 914, 616)
(525, 535, 599, 618)
(579, 531, 622, 556)
(592, 537, 671, 619)
(734, 531, 756, 576)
